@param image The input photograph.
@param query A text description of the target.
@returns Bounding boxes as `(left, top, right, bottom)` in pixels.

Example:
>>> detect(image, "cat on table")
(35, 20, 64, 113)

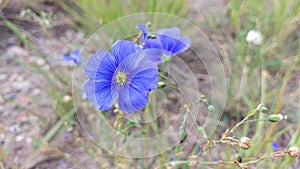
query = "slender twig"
(163, 153, 276, 168)
(242, 118, 268, 124)
(133, 32, 142, 43)
(242, 155, 270, 165)
(229, 110, 256, 134)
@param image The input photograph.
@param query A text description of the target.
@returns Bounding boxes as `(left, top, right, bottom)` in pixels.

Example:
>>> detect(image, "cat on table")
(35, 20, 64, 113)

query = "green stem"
(229, 109, 256, 134)
(242, 118, 269, 124)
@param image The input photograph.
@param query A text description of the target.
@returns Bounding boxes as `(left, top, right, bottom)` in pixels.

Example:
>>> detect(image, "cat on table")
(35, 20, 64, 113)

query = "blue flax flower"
(62, 49, 82, 65)
(136, 24, 191, 62)
(197, 145, 202, 153)
(84, 40, 158, 114)
(271, 142, 279, 150)
(170, 157, 176, 161)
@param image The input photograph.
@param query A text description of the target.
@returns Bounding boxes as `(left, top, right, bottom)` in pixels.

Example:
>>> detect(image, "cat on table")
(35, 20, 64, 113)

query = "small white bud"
(63, 95, 72, 103)
(246, 30, 263, 45)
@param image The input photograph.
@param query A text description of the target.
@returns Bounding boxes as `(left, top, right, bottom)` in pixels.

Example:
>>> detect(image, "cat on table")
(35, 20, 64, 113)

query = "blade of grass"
(41, 109, 76, 146)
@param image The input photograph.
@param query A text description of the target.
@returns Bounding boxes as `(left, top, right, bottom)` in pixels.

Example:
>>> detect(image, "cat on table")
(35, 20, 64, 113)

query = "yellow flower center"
(115, 71, 127, 85)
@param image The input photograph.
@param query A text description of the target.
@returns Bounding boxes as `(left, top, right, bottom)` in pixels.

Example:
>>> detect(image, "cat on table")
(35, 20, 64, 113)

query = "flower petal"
(111, 40, 139, 64)
(143, 39, 162, 49)
(62, 49, 82, 65)
(118, 85, 148, 114)
(114, 49, 158, 114)
(156, 27, 180, 39)
(156, 27, 190, 55)
(84, 79, 117, 111)
(172, 36, 191, 55)
(136, 24, 148, 42)
(130, 67, 158, 91)
(84, 79, 99, 109)
(156, 27, 180, 54)
(116, 49, 158, 82)
(142, 48, 164, 64)
(74, 49, 80, 56)
(84, 50, 116, 81)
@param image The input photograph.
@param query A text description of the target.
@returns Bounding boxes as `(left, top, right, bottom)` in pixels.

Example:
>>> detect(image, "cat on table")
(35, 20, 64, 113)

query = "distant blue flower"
(84, 40, 158, 114)
(170, 157, 176, 161)
(64, 134, 69, 140)
(1, 139, 4, 145)
(10, 125, 18, 133)
(64, 129, 72, 140)
(136, 24, 191, 61)
(62, 49, 82, 65)
(271, 142, 279, 150)
(197, 145, 202, 153)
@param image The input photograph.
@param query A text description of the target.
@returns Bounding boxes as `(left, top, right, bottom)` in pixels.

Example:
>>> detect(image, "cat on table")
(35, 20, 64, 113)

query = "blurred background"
(0, 0, 299, 168)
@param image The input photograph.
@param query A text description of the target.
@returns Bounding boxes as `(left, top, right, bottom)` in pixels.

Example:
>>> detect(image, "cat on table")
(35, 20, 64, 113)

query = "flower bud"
(268, 114, 287, 122)
(246, 30, 263, 45)
(238, 137, 252, 149)
(255, 103, 268, 113)
(288, 146, 299, 157)
(158, 81, 166, 88)
(197, 126, 208, 143)
(197, 126, 205, 134)
(260, 107, 268, 113)
(63, 95, 72, 103)
(208, 105, 215, 113)
(179, 130, 188, 143)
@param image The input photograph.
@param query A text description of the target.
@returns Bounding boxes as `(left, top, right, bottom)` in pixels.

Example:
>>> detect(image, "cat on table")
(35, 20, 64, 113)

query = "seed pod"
(288, 146, 299, 157)
(256, 103, 264, 110)
(268, 114, 284, 122)
(273, 151, 286, 157)
(238, 137, 252, 149)
(260, 107, 268, 113)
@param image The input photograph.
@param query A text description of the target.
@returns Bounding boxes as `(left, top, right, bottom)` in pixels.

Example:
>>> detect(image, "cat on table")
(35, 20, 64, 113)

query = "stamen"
(115, 71, 127, 85)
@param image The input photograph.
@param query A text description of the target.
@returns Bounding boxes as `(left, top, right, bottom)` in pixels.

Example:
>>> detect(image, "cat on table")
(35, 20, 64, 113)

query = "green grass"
(205, 0, 300, 168)
(58, 0, 188, 35)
